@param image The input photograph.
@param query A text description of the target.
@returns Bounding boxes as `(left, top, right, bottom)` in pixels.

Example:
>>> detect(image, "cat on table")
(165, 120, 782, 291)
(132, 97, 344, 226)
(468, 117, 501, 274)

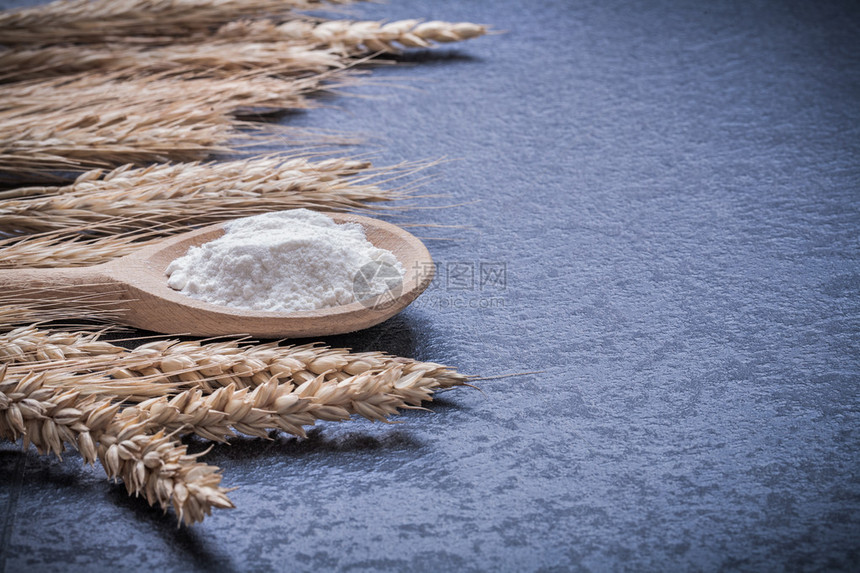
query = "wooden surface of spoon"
(0, 213, 434, 338)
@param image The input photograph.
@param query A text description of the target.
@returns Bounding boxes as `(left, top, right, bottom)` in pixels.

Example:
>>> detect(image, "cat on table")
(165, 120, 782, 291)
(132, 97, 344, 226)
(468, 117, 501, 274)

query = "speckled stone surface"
(1, 0, 859, 571)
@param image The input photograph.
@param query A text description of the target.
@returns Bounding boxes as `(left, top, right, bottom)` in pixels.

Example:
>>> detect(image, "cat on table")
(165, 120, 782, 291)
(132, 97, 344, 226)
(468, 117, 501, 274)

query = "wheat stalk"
(115, 366, 434, 441)
(98, 425, 234, 525)
(0, 101, 235, 177)
(0, 327, 122, 363)
(0, 227, 178, 269)
(1, 71, 326, 116)
(1, 347, 457, 451)
(0, 19, 487, 82)
(0, 156, 402, 236)
(0, 288, 128, 331)
(0, 42, 345, 82)
(0, 323, 469, 431)
(0, 343, 464, 523)
(0, 367, 234, 524)
(218, 19, 488, 54)
(0, 328, 469, 416)
(0, 153, 375, 200)
(1, 327, 467, 399)
(0, 72, 341, 176)
(0, 0, 355, 45)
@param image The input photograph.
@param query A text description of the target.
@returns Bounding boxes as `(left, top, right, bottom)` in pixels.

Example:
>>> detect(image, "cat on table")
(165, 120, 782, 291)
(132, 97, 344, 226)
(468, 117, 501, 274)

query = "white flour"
(166, 210, 404, 312)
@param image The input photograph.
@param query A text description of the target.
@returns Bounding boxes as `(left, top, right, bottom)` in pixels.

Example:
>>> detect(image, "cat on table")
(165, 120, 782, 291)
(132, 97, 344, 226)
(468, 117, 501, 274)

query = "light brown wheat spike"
(0, 99, 231, 176)
(1, 70, 327, 116)
(0, 0, 355, 45)
(0, 227, 175, 269)
(99, 425, 234, 525)
(0, 42, 345, 82)
(1, 351, 455, 448)
(0, 72, 340, 176)
(218, 19, 488, 54)
(0, 156, 403, 237)
(3, 326, 465, 386)
(0, 327, 122, 363)
(0, 367, 234, 524)
(0, 288, 128, 331)
(0, 154, 374, 200)
(0, 20, 487, 82)
(0, 325, 468, 408)
(114, 366, 428, 441)
(0, 328, 468, 406)
(0, 342, 464, 523)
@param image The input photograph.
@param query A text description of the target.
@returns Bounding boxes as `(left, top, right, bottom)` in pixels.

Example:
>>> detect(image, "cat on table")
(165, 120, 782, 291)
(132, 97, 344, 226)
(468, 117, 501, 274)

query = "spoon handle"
(0, 265, 126, 318)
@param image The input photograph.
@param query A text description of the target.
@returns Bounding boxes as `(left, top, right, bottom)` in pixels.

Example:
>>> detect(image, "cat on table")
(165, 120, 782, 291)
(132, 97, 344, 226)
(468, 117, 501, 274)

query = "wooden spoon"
(0, 213, 434, 338)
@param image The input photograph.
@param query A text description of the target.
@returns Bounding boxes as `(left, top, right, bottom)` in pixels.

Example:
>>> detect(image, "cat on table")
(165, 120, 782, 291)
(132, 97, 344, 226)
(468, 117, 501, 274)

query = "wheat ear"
(114, 366, 425, 442)
(0, 42, 345, 82)
(5, 329, 466, 392)
(0, 228, 171, 269)
(0, 367, 234, 525)
(0, 72, 341, 176)
(219, 19, 488, 54)
(0, 156, 402, 236)
(0, 327, 123, 363)
(0, 0, 355, 45)
(0, 288, 128, 332)
(0, 19, 487, 81)
(98, 423, 234, 525)
(1, 71, 327, 118)
(0, 154, 372, 200)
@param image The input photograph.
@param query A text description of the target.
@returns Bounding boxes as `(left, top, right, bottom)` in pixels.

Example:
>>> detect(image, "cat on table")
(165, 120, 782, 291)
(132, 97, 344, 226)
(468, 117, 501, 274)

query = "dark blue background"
(1, 0, 859, 571)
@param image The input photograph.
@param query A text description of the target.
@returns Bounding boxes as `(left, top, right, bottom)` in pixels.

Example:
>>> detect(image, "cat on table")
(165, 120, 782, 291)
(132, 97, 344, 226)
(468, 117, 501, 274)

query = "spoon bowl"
(0, 213, 434, 338)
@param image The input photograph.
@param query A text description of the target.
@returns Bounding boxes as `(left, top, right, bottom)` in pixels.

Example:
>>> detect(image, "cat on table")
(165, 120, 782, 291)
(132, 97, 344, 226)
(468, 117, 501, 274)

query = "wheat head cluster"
(0, 0, 487, 525)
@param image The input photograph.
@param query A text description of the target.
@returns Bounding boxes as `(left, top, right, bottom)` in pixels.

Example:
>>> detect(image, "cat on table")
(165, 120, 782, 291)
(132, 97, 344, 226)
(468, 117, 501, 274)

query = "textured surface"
(2, 0, 860, 571)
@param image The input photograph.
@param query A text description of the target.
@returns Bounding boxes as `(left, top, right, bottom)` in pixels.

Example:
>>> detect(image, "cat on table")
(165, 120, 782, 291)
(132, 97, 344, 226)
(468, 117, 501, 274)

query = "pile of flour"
(166, 209, 404, 312)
